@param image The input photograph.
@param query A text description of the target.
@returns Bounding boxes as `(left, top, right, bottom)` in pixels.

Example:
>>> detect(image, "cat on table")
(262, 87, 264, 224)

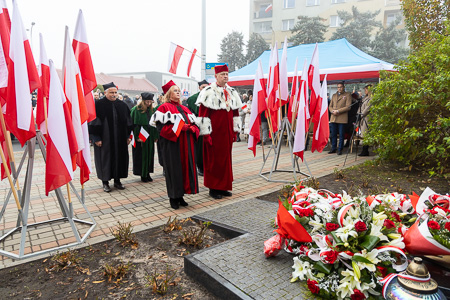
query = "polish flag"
(265, 4, 273, 12)
(308, 43, 320, 122)
(45, 60, 74, 195)
(277, 37, 289, 106)
(241, 104, 248, 110)
(130, 132, 135, 148)
(172, 116, 185, 137)
(300, 58, 310, 121)
(248, 60, 267, 156)
(72, 9, 96, 122)
(138, 127, 149, 142)
(187, 48, 197, 77)
(36, 33, 50, 134)
(63, 27, 87, 154)
(267, 43, 279, 132)
(311, 75, 329, 153)
(287, 58, 299, 122)
(168, 42, 184, 74)
(293, 80, 308, 160)
(0, 0, 10, 96)
(5, 0, 40, 146)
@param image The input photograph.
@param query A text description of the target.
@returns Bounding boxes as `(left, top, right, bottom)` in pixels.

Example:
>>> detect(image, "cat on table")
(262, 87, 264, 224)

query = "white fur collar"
(195, 82, 243, 110)
(150, 110, 198, 127)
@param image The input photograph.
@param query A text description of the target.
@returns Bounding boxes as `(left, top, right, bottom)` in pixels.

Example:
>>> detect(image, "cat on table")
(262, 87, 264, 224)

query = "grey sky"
(12, 0, 250, 79)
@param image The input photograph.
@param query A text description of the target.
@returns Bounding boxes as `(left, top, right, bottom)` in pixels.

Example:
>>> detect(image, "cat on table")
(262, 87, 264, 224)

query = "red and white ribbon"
(337, 203, 355, 227)
(376, 245, 408, 272)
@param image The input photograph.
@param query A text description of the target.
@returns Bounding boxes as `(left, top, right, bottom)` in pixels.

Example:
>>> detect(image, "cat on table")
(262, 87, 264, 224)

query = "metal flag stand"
(0, 131, 96, 260)
(259, 116, 312, 183)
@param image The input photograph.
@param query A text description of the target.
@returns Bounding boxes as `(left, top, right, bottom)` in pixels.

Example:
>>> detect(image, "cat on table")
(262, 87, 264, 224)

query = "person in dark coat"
(150, 80, 200, 210)
(89, 82, 133, 192)
(186, 79, 209, 176)
(130, 92, 158, 182)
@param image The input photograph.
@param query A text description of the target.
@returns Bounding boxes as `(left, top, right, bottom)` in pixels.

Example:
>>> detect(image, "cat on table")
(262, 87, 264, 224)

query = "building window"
(306, 0, 320, 6)
(385, 0, 400, 6)
(330, 15, 343, 27)
(254, 21, 272, 33)
(255, 4, 272, 18)
(283, 0, 295, 9)
(386, 12, 402, 26)
(331, 0, 345, 3)
(282, 19, 295, 31)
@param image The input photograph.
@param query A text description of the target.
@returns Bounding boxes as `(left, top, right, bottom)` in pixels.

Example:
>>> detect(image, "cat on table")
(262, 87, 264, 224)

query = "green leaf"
(331, 232, 343, 244)
(352, 255, 374, 264)
(359, 235, 380, 251)
(314, 261, 333, 275)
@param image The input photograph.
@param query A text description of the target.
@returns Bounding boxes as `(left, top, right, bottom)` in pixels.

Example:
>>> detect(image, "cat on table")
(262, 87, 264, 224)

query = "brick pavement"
(0, 139, 371, 268)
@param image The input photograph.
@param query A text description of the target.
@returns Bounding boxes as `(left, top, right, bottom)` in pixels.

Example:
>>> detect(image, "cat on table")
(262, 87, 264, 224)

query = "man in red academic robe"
(196, 65, 243, 199)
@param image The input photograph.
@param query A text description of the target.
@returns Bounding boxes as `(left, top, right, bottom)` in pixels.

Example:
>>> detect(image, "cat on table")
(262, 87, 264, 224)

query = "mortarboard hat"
(198, 80, 209, 87)
(141, 92, 154, 100)
(162, 80, 176, 94)
(214, 64, 228, 74)
(103, 82, 116, 91)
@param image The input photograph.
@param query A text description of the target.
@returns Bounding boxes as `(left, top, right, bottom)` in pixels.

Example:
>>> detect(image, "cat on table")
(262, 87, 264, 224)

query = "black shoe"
(328, 149, 337, 154)
(337, 150, 343, 155)
(219, 190, 232, 197)
(358, 146, 369, 156)
(169, 198, 179, 209)
(114, 182, 125, 190)
(343, 141, 350, 148)
(141, 177, 149, 183)
(147, 175, 153, 182)
(178, 197, 188, 207)
(103, 183, 111, 193)
(209, 189, 222, 199)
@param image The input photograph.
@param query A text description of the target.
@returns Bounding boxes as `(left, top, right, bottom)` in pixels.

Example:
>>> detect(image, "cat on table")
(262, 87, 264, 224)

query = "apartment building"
(250, 0, 404, 46)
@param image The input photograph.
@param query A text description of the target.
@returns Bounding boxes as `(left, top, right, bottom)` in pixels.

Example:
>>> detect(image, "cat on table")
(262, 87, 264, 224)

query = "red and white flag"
(293, 80, 308, 160)
(308, 43, 320, 122)
(187, 48, 197, 77)
(168, 42, 184, 74)
(45, 59, 74, 195)
(248, 60, 267, 156)
(130, 132, 136, 148)
(288, 57, 299, 122)
(172, 116, 185, 137)
(300, 58, 310, 121)
(5, 0, 40, 146)
(277, 36, 289, 106)
(0, 0, 10, 95)
(72, 9, 96, 122)
(265, 4, 273, 12)
(311, 75, 329, 153)
(267, 42, 279, 132)
(138, 127, 149, 142)
(36, 33, 50, 134)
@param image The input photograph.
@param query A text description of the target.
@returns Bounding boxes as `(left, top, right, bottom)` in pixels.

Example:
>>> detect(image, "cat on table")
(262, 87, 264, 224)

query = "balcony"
(254, 10, 273, 19)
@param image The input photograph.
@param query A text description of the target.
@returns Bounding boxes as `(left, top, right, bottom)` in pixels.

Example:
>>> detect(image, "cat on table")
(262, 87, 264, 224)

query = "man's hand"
(95, 141, 102, 147)
(332, 110, 339, 116)
(189, 125, 196, 133)
(181, 124, 190, 131)
(205, 135, 212, 146)
(127, 138, 131, 145)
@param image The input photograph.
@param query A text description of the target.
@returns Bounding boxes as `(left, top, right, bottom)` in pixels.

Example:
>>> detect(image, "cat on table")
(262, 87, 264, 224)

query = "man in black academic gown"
(89, 82, 133, 192)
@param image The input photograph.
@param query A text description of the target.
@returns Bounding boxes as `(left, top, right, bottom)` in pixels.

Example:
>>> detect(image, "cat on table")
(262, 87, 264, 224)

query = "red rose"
(294, 208, 314, 218)
(307, 279, 320, 294)
(428, 220, 441, 230)
(354, 221, 367, 232)
(383, 219, 396, 229)
(351, 289, 366, 300)
(326, 223, 340, 231)
(320, 250, 338, 264)
(391, 212, 401, 222)
(445, 222, 450, 231)
(299, 201, 311, 208)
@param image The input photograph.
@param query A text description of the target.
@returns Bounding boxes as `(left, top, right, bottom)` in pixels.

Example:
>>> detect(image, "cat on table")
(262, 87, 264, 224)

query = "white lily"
(372, 211, 388, 227)
(384, 237, 406, 249)
(361, 280, 377, 297)
(340, 190, 353, 204)
(337, 269, 362, 299)
(353, 249, 380, 272)
(292, 257, 313, 281)
(369, 224, 389, 242)
(309, 217, 325, 234)
(346, 206, 361, 220)
(335, 224, 358, 242)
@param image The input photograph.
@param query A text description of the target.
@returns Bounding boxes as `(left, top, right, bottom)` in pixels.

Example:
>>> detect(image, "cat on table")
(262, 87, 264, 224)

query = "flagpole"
(0, 144, 22, 212)
(0, 112, 20, 191)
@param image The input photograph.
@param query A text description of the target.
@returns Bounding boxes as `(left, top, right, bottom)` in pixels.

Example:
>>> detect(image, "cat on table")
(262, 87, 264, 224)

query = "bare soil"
(0, 161, 448, 300)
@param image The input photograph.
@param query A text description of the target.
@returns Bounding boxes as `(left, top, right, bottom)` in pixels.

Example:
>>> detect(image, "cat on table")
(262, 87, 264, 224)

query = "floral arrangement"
(264, 184, 434, 300)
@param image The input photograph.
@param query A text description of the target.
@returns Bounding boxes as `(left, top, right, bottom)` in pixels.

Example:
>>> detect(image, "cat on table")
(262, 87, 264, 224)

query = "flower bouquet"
(403, 187, 450, 256)
(268, 185, 414, 299)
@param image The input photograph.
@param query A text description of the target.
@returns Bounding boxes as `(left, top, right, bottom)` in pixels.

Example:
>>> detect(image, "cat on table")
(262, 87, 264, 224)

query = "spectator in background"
(93, 92, 100, 101)
(89, 82, 133, 192)
(328, 82, 352, 155)
(123, 94, 136, 110)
